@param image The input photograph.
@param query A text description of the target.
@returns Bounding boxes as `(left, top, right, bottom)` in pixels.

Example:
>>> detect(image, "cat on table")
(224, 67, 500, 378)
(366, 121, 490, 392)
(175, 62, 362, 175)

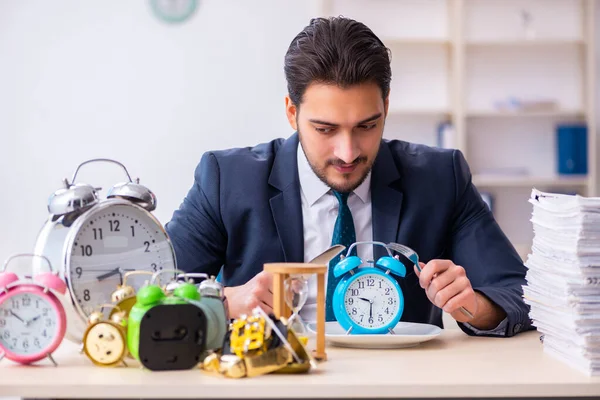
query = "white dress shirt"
(297, 144, 373, 322)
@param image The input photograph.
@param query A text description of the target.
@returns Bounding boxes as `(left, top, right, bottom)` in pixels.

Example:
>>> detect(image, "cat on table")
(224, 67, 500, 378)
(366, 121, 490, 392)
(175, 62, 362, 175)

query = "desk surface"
(0, 330, 599, 399)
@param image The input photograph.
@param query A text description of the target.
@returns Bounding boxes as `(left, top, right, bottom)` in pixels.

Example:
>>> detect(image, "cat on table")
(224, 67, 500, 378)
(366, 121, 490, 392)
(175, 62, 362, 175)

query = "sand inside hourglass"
(284, 275, 309, 338)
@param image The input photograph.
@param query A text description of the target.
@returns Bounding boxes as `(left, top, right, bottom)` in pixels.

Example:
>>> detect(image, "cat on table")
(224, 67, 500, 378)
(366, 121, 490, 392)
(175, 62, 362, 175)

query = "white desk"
(0, 330, 599, 399)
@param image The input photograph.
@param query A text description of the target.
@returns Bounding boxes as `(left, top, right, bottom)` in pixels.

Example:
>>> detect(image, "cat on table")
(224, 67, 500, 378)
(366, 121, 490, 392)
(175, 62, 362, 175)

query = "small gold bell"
(111, 286, 135, 303)
(110, 311, 127, 327)
(88, 311, 104, 325)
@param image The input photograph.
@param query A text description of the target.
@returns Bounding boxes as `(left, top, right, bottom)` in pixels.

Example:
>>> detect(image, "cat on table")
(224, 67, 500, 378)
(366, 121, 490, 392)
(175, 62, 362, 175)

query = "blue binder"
(556, 124, 588, 175)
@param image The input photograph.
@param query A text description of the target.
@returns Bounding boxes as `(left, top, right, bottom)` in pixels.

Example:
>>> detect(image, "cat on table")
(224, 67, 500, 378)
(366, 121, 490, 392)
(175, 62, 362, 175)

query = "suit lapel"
(268, 133, 304, 262)
(371, 141, 404, 259)
(267, 135, 403, 262)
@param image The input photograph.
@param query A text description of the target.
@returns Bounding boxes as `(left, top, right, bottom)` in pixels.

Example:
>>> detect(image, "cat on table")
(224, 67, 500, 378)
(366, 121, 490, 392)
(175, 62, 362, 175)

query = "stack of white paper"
(524, 188, 600, 376)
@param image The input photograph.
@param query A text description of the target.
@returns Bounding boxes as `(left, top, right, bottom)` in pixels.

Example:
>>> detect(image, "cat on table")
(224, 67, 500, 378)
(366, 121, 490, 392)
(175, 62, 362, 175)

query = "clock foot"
(122, 359, 128, 367)
(388, 328, 395, 335)
(345, 326, 353, 335)
(0, 352, 4, 362)
(47, 353, 58, 367)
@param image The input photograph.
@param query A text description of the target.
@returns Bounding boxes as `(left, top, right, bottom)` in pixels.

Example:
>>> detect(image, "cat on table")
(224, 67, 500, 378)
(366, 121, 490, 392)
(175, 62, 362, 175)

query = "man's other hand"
(223, 271, 273, 319)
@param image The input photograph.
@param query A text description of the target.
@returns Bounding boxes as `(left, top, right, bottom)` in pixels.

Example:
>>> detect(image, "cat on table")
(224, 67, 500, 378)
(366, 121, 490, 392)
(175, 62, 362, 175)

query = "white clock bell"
(34, 159, 176, 343)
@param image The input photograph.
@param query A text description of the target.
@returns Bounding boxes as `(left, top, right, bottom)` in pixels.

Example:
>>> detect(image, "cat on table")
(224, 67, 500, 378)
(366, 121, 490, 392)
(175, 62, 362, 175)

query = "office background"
(0, 0, 598, 263)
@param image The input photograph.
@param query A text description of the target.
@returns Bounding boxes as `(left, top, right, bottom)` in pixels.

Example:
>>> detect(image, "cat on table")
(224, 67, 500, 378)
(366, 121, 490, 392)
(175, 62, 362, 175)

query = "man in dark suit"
(166, 17, 532, 337)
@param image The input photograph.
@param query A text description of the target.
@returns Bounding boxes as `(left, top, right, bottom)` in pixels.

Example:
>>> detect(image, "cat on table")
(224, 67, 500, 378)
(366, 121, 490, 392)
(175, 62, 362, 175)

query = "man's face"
(285, 82, 388, 193)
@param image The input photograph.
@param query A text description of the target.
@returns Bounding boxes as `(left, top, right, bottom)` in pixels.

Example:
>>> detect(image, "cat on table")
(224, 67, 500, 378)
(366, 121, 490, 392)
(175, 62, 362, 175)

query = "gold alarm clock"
(229, 312, 271, 358)
(82, 304, 128, 367)
(110, 271, 155, 318)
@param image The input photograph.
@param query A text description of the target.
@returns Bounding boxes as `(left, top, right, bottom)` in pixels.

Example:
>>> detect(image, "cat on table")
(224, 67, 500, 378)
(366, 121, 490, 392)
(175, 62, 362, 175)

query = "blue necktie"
(326, 191, 357, 322)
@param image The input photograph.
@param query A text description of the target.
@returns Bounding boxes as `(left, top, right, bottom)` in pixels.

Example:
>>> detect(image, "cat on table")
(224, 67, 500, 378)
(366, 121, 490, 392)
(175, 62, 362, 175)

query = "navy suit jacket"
(166, 133, 533, 337)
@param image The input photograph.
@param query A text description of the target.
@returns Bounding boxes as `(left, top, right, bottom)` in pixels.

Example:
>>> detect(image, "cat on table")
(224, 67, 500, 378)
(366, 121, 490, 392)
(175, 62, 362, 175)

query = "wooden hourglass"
(263, 263, 327, 361)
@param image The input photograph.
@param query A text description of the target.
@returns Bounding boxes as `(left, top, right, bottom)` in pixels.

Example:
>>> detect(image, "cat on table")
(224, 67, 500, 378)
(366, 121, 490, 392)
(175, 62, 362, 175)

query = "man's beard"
(299, 130, 374, 194)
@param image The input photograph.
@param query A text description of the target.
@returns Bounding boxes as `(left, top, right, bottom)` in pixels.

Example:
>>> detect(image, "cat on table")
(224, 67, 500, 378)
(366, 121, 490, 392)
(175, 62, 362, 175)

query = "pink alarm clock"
(0, 253, 67, 365)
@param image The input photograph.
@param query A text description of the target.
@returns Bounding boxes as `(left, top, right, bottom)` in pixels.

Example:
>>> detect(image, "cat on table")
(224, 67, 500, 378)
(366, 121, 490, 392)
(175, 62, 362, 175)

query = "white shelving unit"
(318, 0, 597, 260)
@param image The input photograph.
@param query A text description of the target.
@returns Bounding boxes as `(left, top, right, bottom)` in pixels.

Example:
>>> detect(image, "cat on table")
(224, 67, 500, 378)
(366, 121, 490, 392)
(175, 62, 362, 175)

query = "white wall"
(0, 0, 320, 262)
(0, 0, 598, 264)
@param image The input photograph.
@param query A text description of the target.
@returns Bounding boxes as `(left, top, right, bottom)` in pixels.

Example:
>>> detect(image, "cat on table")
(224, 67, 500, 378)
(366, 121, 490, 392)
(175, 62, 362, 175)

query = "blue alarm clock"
(332, 241, 408, 334)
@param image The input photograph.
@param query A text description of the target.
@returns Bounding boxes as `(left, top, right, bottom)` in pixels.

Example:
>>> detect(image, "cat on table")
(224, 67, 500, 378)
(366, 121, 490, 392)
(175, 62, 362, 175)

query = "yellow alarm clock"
(82, 304, 128, 367)
(110, 270, 155, 318)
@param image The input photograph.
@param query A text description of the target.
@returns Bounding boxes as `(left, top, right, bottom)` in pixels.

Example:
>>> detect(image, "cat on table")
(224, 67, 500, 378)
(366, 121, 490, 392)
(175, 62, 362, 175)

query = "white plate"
(305, 321, 442, 349)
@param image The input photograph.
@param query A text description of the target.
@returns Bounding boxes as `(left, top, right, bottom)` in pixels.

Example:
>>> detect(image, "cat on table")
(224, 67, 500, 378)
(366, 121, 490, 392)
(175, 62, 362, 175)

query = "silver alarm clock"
(34, 159, 176, 343)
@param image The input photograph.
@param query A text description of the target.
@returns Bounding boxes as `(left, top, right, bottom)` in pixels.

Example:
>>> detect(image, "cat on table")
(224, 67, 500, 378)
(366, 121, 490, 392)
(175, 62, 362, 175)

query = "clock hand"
(118, 267, 137, 284)
(358, 297, 371, 303)
(25, 315, 42, 327)
(369, 302, 373, 319)
(97, 268, 121, 282)
(9, 310, 25, 324)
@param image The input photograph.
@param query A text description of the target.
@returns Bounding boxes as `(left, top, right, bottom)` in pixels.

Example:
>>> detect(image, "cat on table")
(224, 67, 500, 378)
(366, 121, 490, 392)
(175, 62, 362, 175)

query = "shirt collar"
(297, 143, 371, 206)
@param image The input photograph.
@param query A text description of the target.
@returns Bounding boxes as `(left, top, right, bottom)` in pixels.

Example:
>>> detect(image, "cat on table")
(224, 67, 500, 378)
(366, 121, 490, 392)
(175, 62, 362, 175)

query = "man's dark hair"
(284, 16, 391, 106)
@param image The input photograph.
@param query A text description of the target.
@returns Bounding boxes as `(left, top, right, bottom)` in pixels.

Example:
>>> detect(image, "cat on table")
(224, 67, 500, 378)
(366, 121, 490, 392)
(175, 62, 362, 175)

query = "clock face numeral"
(0, 293, 58, 355)
(68, 204, 176, 317)
(344, 273, 400, 329)
(80, 245, 93, 257)
(108, 220, 120, 232)
(93, 228, 103, 240)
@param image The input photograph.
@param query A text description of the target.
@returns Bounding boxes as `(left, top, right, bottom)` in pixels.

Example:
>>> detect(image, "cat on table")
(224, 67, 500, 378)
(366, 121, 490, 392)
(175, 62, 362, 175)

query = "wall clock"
(150, 0, 198, 24)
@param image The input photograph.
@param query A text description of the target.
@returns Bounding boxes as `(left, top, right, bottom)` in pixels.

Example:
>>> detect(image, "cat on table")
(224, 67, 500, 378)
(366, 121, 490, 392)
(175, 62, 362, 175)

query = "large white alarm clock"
(34, 159, 176, 343)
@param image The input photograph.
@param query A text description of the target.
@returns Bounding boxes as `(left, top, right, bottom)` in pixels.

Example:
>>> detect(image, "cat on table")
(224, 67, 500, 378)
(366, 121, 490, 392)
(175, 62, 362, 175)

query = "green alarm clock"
(332, 241, 407, 334)
(127, 270, 207, 371)
(167, 273, 228, 353)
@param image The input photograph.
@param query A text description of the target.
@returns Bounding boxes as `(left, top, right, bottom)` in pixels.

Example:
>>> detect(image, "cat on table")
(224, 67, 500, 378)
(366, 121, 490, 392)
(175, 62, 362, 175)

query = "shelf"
(467, 110, 585, 118)
(466, 39, 585, 47)
(473, 175, 589, 188)
(387, 109, 450, 117)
